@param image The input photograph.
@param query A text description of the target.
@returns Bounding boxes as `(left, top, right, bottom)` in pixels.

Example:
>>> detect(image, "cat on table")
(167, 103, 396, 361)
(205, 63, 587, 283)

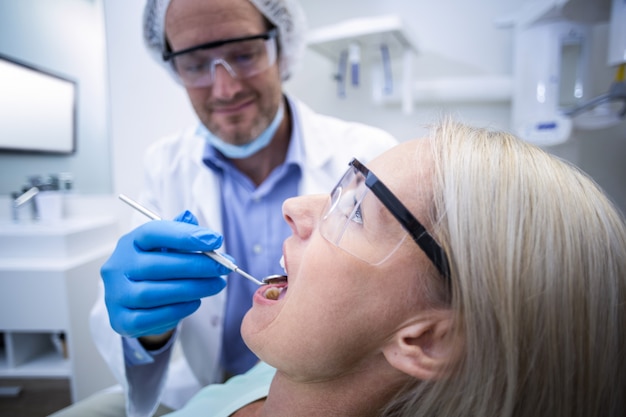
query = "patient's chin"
(241, 308, 276, 355)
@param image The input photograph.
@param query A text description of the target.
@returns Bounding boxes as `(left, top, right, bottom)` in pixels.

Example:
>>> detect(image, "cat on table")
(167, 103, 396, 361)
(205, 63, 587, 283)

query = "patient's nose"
(282, 194, 326, 240)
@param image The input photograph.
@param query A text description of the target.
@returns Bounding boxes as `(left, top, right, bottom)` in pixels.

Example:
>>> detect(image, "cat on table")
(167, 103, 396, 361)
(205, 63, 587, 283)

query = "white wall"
(286, 0, 520, 141)
(0, 0, 111, 196)
(104, 0, 626, 220)
(103, 1, 196, 210)
(287, 0, 626, 213)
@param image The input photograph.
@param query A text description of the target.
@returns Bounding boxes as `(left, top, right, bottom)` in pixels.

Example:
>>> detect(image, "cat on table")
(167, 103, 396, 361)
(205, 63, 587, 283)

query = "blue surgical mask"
(197, 104, 284, 159)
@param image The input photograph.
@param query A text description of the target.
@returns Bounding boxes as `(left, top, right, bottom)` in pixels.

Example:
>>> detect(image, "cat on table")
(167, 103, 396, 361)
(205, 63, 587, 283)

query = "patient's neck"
(258, 363, 408, 417)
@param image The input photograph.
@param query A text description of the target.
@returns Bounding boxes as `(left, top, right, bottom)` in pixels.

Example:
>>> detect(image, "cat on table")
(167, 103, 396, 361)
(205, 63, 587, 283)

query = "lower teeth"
(264, 287, 282, 300)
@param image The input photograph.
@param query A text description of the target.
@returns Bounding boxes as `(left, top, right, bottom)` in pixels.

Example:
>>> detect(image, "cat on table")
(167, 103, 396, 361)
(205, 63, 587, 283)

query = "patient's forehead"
(367, 138, 433, 219)
(368, 138, 430, 185)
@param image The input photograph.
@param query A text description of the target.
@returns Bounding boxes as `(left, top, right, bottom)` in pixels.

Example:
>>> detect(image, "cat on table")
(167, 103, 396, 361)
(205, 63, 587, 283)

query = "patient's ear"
(382, 311, 455, 380)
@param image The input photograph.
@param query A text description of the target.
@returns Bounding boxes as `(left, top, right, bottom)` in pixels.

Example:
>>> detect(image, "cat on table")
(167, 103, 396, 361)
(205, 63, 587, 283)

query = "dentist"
(51, 0, 396, 416)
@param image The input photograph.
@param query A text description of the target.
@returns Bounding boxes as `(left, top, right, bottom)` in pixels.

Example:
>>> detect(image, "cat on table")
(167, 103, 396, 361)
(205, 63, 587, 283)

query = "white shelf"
(0, 350, 70, 378)
(0, 332, 70, 378)
(307, 15, 418, 62)
(306, 15, 419, 114)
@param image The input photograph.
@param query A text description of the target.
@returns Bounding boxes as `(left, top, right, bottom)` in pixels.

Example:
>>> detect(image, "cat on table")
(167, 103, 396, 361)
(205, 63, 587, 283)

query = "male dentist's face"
(165, 0, 283, 146)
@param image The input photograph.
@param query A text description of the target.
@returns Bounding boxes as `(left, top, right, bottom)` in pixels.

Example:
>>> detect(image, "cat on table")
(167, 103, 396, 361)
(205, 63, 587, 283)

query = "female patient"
(172, 119, 626, 417)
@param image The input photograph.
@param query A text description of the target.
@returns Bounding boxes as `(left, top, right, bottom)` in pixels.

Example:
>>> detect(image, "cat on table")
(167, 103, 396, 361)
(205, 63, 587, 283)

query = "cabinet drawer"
(0, 271, 67, 330)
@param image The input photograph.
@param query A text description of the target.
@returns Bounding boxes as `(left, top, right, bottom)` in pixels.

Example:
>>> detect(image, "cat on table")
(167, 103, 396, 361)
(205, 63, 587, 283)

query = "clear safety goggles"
(319, 159, 449, 280)
(162, 29, 278, 88)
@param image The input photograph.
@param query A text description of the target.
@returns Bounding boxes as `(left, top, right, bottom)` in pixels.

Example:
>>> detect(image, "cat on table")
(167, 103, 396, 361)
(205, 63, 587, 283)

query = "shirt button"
(252, 196, 262, 203)
(253, 244, 263, 254)
(134, 351, 144, 361)
(211, 316, 220, 326)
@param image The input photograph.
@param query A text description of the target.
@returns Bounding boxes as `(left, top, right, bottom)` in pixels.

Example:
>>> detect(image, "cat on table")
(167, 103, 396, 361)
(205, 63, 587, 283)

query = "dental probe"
(118, 194, 265, 286)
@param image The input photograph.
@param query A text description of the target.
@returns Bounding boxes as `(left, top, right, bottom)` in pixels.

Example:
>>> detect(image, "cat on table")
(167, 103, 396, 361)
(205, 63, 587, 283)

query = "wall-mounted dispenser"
(562, 0, 626, 129)
(512, 20, 593, 146)
(608, 0, 626, 66)
(507, 0, 622, 146)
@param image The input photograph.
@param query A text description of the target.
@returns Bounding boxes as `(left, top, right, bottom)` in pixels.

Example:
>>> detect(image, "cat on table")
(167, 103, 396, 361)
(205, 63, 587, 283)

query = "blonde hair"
(384, 119, 626, 416)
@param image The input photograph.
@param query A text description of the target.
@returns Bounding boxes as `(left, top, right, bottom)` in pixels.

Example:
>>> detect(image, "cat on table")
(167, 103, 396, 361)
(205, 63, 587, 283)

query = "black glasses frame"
(162, 28, 278, 62)
(350, 159, 450, 281)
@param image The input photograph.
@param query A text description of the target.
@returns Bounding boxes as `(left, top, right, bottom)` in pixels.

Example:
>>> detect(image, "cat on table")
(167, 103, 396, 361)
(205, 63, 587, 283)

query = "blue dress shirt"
(203, 98, 303, 377)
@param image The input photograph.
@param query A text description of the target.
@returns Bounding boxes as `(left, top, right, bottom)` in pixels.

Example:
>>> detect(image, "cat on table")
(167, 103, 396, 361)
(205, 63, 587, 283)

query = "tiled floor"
(0, 378, 71, 417)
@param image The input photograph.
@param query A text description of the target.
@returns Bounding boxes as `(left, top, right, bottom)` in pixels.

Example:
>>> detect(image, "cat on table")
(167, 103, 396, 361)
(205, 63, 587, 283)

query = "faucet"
(12, 186, 39, 222)
(561, 64, 626, 119)
(562, 80, 626, 119)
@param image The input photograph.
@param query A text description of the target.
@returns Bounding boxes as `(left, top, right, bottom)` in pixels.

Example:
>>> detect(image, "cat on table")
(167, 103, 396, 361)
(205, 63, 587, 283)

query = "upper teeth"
(279, 255, 287, 274)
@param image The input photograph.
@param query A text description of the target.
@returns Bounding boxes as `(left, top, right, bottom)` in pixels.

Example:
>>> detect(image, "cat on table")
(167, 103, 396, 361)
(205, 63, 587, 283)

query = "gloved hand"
(101, 210, 231, 339)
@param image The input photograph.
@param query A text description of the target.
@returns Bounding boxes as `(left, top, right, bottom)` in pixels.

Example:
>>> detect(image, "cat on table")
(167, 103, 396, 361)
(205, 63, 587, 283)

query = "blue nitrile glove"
(100, 210, 230, 339)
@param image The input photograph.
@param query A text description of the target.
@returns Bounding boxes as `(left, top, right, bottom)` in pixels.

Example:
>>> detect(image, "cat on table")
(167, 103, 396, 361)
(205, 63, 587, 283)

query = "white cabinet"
(0, 216, 119, 402)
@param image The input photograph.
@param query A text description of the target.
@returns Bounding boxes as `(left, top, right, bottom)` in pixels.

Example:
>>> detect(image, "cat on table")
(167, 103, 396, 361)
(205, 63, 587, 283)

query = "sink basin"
(0, 217, 119, 260)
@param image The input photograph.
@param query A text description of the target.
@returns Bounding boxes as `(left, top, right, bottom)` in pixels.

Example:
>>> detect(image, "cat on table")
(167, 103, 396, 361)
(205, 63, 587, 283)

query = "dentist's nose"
(211, 60, 242, 99)
(283, 195, 326, 240)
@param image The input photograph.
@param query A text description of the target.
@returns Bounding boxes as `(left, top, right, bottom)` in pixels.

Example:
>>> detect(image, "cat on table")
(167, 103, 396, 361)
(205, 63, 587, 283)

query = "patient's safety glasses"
(319, 159, 449, 280)
(162, 29, 278, 88)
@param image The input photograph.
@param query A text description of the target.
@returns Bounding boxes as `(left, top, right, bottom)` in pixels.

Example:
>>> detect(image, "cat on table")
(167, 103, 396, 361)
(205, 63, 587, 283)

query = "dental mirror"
(262, 274, 288, 285)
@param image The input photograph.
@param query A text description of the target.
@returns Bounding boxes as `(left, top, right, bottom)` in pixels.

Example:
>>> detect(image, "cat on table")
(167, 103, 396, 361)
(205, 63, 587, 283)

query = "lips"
(211, 97, 254, 114)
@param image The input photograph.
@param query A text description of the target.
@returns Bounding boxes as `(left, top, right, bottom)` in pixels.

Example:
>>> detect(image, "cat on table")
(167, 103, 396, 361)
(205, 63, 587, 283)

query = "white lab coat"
(90, 97, 397, 416)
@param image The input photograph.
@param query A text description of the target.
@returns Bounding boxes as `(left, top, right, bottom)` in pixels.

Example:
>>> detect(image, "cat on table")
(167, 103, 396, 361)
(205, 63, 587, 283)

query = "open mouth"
(262, 255, 288, 300)
(263, 283, 288, 301)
